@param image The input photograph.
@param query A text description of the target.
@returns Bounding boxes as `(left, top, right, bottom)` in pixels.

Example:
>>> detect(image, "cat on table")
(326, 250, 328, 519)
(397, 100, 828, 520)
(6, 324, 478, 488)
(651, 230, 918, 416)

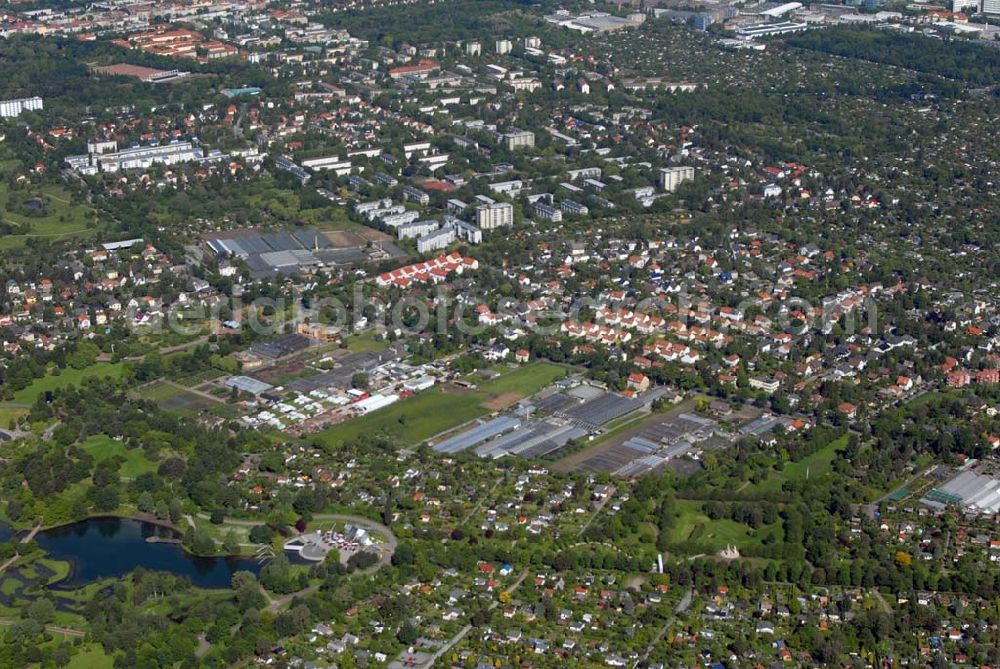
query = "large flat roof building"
(66, 141, 224, 175)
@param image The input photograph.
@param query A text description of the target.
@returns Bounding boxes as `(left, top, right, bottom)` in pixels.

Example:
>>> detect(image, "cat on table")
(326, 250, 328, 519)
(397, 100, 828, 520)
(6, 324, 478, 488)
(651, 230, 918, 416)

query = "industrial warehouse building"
(224, 376, 274, 396)
(206, 228, 369, 277)
(923, 469, 1000, 515)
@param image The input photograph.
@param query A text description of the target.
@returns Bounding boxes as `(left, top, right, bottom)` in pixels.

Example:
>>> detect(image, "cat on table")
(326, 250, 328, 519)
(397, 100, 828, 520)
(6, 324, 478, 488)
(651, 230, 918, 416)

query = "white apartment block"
(398, 220, 440, 240)
(444, 217, 483, 244)
(533, 202, 563, 222)
(65, 141, 218, 175)
(0, 96, 43, 118)
(417, 227, 456, 254)
(301, 155, 354, 175)
(501, 129, 535, 150)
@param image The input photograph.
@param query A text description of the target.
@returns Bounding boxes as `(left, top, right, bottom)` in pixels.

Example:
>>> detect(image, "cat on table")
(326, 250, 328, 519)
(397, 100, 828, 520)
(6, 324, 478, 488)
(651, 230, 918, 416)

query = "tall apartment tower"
(658, 166, 695, 192)
(476, 202, 514, 230)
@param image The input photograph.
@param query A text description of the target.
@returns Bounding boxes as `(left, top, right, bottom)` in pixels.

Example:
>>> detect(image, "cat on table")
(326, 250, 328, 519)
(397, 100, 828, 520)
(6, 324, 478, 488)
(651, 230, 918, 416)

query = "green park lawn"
(315, 362, 568, 448)
(133, 380, 185, 403)
(0, 176, 100, 250)
(11, 362, 126, 405)
(668, 500, 783, 550)
(79, 435, 158, 479)
(66, 645, 115, 669)
(343, 330, 388, 353)
(748, 435, 848, 494)
(0, 405, 26, 428)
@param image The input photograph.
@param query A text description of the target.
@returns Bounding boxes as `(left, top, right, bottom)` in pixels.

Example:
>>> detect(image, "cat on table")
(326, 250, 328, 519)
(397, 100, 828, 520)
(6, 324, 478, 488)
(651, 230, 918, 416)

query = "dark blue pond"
(29, 517, 262, 589)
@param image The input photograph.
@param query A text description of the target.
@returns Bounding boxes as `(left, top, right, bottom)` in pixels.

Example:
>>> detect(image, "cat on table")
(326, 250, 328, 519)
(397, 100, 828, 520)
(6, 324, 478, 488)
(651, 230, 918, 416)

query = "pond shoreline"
(7, 512, 252, 560)
(3, 516, 264, 590)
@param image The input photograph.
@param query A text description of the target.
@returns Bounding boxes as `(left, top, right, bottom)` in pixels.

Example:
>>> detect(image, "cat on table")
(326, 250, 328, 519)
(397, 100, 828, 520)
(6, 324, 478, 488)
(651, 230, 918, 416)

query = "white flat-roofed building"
(417, 227, 456, 254)
(355, 198, 393, 214)
(417, 153, 450, 170)
(0, 96, 42, 118)
(67, 141, 221, 174)
(367, 205, 407, 220)
(487, 180, 524, 196)
(402, 185, 430, 205)
(736, 21, 809, 38)
(398, 220, 440, 240)
(509, 77, 542, 92)
(403, 141, 432, 158)
(560, 199, 589, 216)
(380, 210, 421, 228)
(760, 2, 803, 17)
(444, 217, 483, 244)
(533, 202, 563, 222)
(500, 128, 535, 150)
(301, 155, 354, 175)
(567, 167, 602, 181)
(87, 140, 118, 155)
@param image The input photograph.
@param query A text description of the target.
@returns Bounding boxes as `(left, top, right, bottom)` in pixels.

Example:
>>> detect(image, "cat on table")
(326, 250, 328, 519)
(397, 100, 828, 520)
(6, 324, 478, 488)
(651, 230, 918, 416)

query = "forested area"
(784, 27, 1000, 85)
(318, 0, 560, 48)
(0, 37, 286, 121)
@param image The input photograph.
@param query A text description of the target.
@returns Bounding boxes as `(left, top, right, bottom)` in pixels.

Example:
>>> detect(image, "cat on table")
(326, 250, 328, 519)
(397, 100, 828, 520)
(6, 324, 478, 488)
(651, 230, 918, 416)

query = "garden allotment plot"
(133, 380, 223, 416)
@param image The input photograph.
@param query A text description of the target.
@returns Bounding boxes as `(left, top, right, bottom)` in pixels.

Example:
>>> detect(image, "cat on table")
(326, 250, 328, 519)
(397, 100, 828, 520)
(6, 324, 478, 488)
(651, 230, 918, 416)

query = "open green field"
(79, 435, 158, 479)
(0, 163, 100, 250)
(0, 404, 27, 428)
(66, 645, 115, 669)
(315, 362, 569, 449)
(668, 500, 783, 550)
(11, 362, 126, 405)
(748, 435, 848, 494)
(343, 330, 388, 353)
(134, 380, 187, 403)
(473, 363, 569, 396)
